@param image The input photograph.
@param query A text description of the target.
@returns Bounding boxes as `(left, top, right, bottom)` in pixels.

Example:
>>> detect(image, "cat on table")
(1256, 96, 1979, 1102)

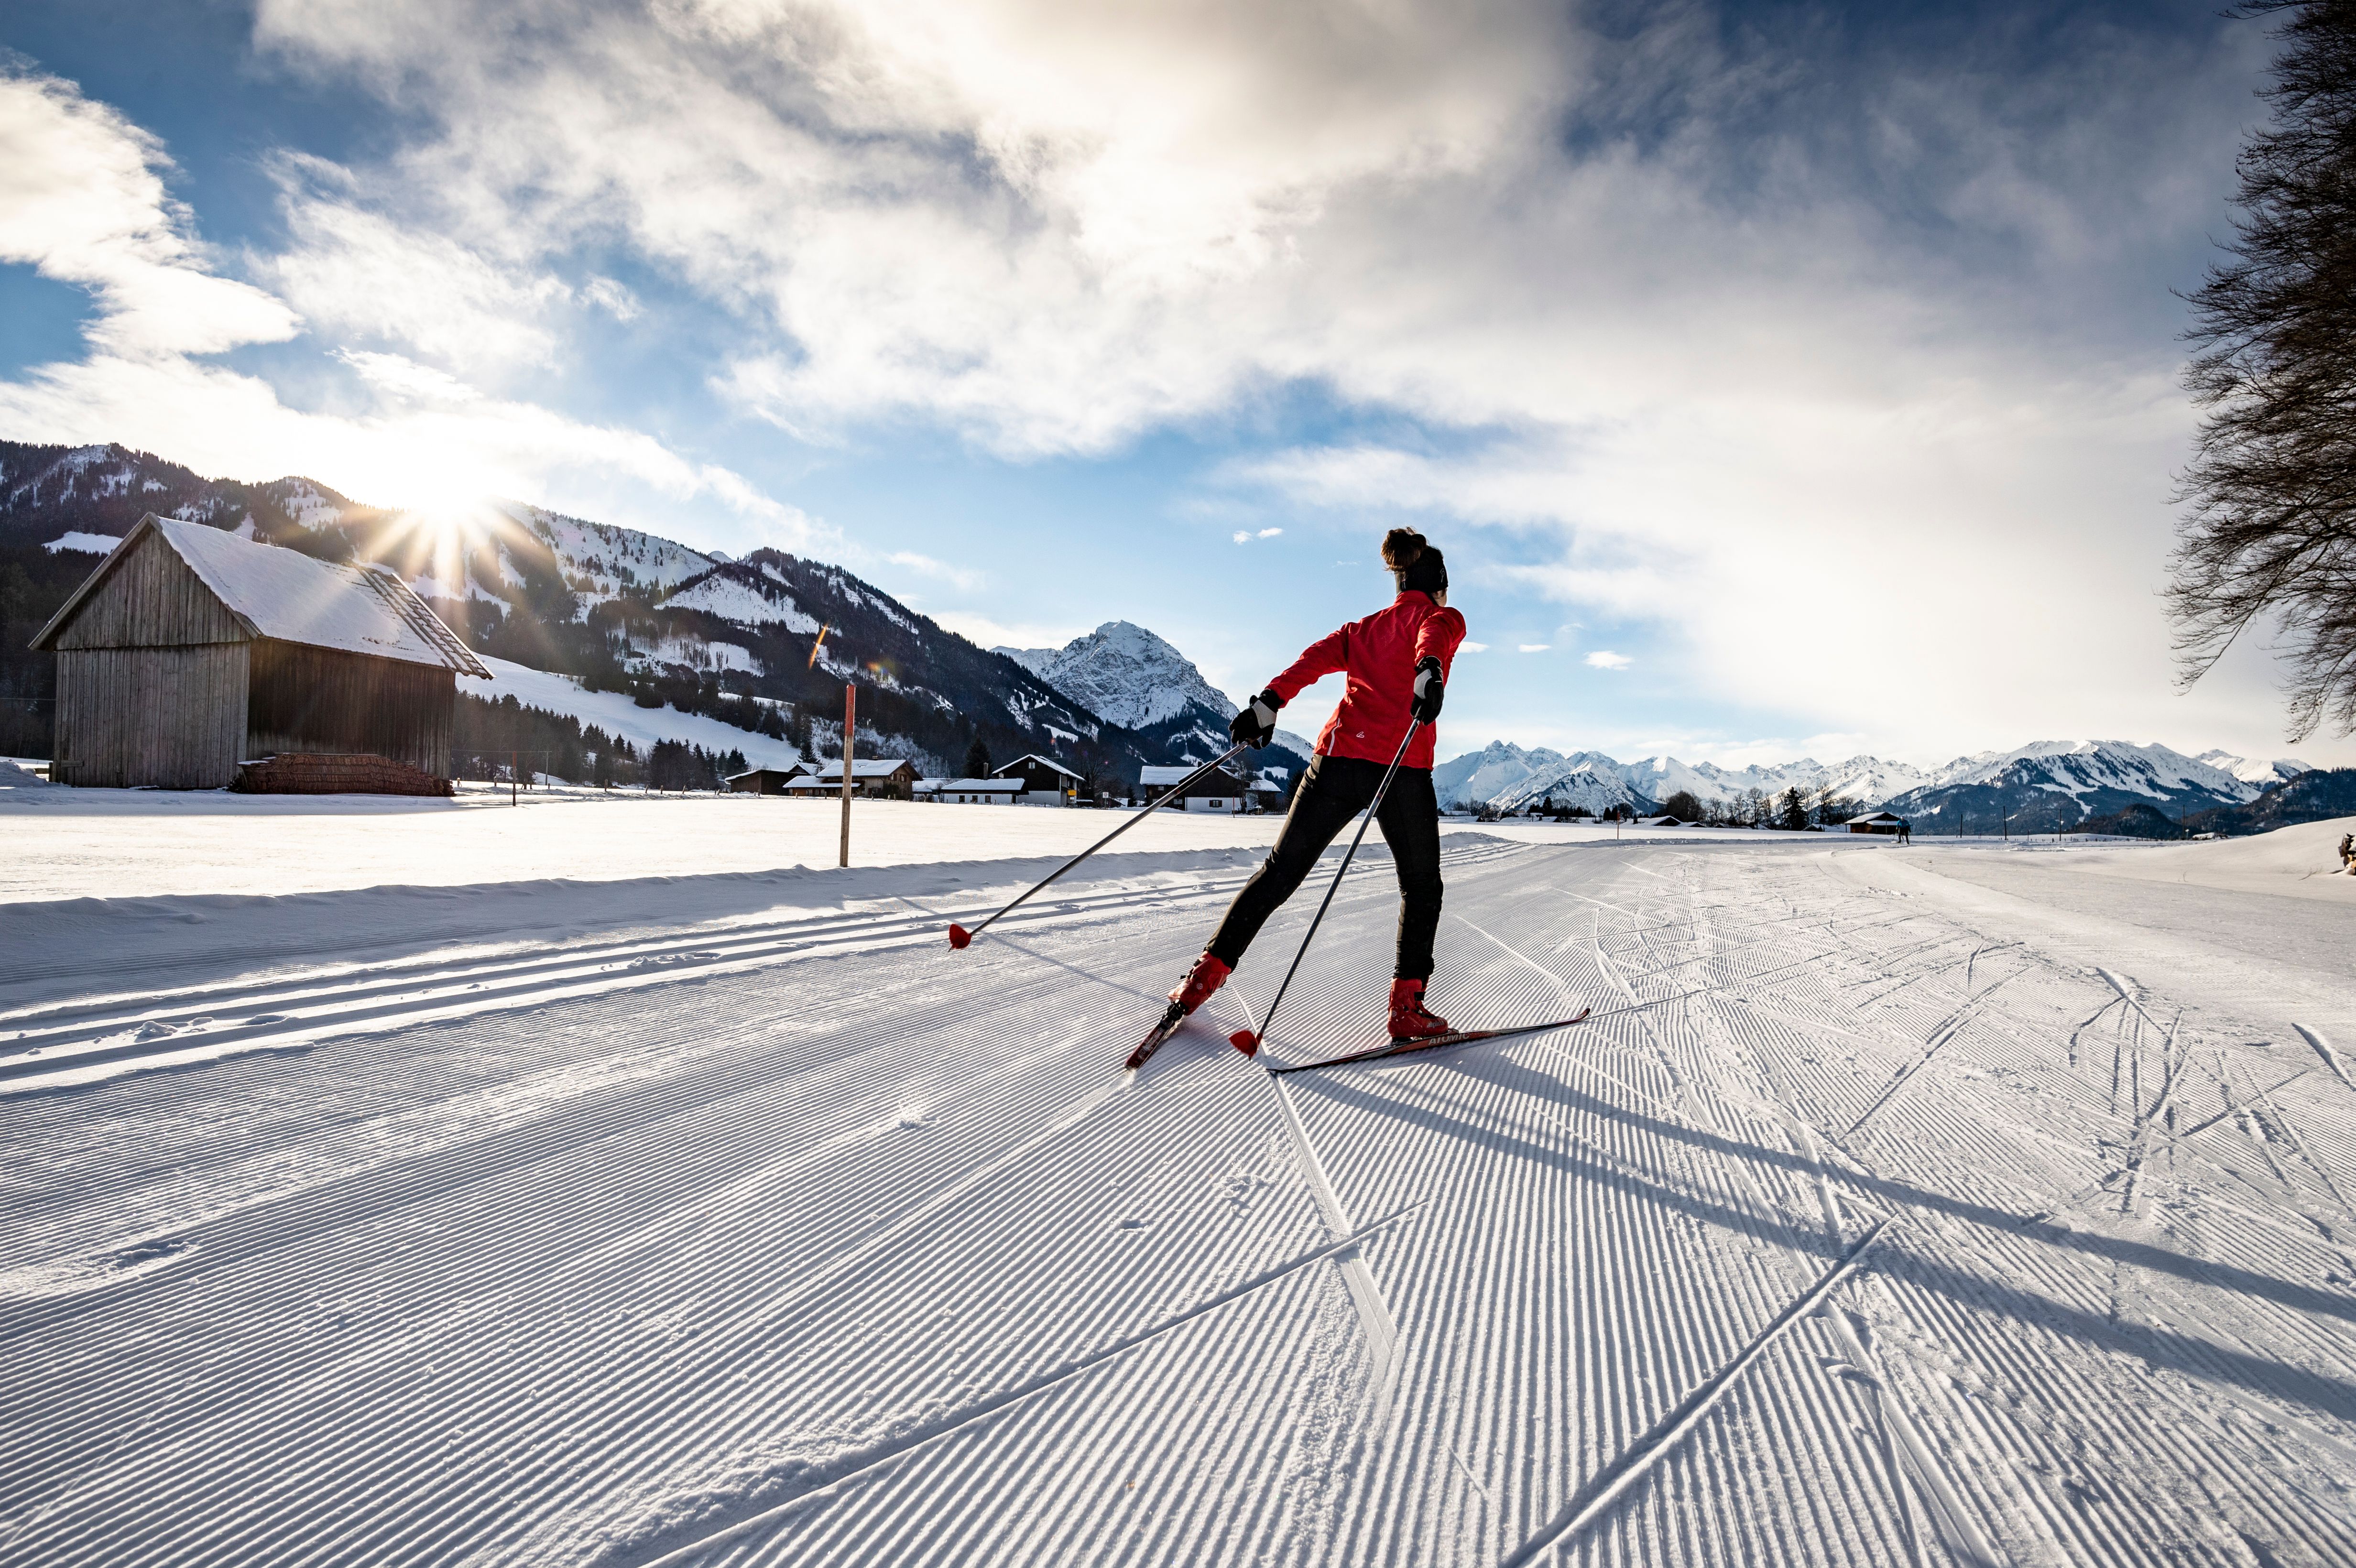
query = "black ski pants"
(1206, 753, 1443, 980)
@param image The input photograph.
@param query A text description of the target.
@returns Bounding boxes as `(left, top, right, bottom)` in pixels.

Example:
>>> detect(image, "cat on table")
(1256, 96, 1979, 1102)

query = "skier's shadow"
(1294, 1045, 2356, 1424)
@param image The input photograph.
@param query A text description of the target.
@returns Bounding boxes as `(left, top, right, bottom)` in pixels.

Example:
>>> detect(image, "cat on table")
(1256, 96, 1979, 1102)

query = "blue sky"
(3, 0, 2345, 768)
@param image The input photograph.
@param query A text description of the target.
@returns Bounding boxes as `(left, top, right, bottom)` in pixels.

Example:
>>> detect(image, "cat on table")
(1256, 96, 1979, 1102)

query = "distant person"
(1898, 819, 1911, 845)
(1163, 527, 1466, 1044)
(2340, 831, 2353, 873)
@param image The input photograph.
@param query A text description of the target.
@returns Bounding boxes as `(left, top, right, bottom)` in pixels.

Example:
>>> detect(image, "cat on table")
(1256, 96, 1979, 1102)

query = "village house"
(990, 752, 1084, 805)
(915, 777, 1027, 805)
(785, 758, 916, 799)
(30, 514, 488, 790)
(1138, 762, 1249, 814)
(723, 765, 812, 795)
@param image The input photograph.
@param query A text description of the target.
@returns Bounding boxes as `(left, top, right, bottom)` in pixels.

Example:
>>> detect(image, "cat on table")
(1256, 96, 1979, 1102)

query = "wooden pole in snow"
(839, 683, 855, 868)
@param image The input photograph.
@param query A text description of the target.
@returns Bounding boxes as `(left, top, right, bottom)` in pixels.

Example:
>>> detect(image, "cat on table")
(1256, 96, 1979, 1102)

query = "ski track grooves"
(634, 1204, 1427, 1568)
(8, 837, 2356, 1566)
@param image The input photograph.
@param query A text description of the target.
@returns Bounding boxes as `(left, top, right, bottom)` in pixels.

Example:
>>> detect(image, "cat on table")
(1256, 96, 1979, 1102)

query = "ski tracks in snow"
(6, 837, 2356, 1565)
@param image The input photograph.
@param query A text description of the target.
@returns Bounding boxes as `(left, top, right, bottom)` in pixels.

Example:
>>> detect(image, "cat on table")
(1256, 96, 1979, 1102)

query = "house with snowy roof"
(783, 758, 917, 799)
(914, 777, 1026, 804)
(32, 514, 490, 789)
(991, 752, 1084, 804)
(1138, 762, 1248, 813)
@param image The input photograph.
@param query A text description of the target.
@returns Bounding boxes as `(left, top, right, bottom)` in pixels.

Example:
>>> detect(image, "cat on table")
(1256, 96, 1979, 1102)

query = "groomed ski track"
(4, 835, 2355, 1566)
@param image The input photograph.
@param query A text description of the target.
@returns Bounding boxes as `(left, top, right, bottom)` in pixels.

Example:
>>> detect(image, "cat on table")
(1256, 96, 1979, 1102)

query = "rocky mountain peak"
(993, 620, 1234, 730)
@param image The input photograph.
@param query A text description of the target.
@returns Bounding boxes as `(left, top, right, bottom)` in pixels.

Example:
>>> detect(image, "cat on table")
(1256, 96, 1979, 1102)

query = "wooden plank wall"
(53, 646, 250, 788)
(50, 531, 246, 650)
(245, 640, 457, 776)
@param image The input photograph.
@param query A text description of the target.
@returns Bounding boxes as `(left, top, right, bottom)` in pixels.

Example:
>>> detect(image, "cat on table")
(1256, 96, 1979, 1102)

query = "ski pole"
(1228, 719, 1422, 1055)
(948, 742, 1254, 948)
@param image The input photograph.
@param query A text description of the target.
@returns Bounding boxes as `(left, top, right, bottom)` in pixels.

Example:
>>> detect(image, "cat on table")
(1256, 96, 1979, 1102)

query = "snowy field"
(5, 798, 2356, 1566)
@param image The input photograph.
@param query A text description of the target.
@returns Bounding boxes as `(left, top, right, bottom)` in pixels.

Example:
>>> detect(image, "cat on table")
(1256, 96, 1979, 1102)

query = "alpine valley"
(0, 440, 2317, 827)
(0, 441, 1279, 789)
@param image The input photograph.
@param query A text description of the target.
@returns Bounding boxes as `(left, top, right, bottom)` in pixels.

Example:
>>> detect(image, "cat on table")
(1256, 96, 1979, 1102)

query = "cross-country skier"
(1163, 527, 1466, 1044)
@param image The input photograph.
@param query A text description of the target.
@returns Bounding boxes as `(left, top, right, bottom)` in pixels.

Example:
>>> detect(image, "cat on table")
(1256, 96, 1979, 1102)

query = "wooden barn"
(31, 514, 490, 789)
(724, 765, 812, 795)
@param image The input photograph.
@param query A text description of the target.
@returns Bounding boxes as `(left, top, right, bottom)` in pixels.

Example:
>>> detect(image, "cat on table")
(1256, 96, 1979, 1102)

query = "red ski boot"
(1126, 953, 1233, 1071)
(1388, 978, 1451, 1043)
(1170, 951, 1231, 1014)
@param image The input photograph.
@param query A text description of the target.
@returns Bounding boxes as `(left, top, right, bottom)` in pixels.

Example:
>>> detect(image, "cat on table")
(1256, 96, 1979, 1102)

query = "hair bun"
(1380, 527, 1425, 568)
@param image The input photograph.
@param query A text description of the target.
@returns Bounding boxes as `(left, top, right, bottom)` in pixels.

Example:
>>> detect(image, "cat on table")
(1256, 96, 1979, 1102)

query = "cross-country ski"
(1264, 1006, 1595, 1075)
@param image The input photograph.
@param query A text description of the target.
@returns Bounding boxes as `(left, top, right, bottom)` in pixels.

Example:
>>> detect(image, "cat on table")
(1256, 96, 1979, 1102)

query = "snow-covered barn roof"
(993, 753, 1083, 781)
(34, 514, 490, 676)
(806, 758, 914, 779)
(1138, 763, 1245, 794)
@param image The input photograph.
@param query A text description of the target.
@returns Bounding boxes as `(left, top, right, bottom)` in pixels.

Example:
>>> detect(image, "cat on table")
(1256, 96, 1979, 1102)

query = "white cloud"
(886, 550, 985, 591)
(1585, 650, 1630, 670)
(1459, 641, 1488, 652)
(0, 69, 812, 545)
(1520, 643, 1551, 654)
(929, 611, 1083, 652)
(1232, 531, 1251, 544)
(581, 276, 641, 322)
(263, 175, 570, 370)
(1255, 526, 1282, 538)
(0, 68, 297, 358)
(335, 348, 480, 404)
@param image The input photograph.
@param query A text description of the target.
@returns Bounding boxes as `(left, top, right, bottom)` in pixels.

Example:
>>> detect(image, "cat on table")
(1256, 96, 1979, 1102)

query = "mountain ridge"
(1434, 737, 2312, 830)
(3, 441, 1187, 786)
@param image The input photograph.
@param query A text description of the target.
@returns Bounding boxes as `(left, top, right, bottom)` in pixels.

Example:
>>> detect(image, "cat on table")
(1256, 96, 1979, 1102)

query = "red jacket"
(1266, 591, 1466, 771)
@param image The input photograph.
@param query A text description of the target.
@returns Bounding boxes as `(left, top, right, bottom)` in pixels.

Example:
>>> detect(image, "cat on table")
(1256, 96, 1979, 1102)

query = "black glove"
(1230, 687, 1283, 748)
(1409, 656, 1444, 723)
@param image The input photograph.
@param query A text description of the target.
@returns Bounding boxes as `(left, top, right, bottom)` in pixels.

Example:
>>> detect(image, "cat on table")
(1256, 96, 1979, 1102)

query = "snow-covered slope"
(2195, 749, 2313, 789)
(655, 566, 822, 632)
(476, 656, 806, 770)
(502, 502, 715, 608)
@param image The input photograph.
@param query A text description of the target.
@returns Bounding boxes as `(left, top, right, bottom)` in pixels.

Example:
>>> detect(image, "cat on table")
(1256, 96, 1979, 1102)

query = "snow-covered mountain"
(997, 621, 1313, 782)
(1490, 762, 1650, 816)
(1436, 737, 2285, 830)
(996, 622, 1234, 730)
(2194, 749, 2313, 789)
(1880, 740, 2265, 833)
(1432, 742, 1573, 807)
(1432, 741, 1933, 813)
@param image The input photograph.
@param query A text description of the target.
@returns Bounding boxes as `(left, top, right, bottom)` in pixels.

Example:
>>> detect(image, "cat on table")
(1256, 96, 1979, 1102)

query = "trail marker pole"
(840, 683, 855, 868)
(511, 749, 518, 807)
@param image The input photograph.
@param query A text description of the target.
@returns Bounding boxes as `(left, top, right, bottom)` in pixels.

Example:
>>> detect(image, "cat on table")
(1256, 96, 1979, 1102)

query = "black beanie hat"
(1381, 527, 1448, 597)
